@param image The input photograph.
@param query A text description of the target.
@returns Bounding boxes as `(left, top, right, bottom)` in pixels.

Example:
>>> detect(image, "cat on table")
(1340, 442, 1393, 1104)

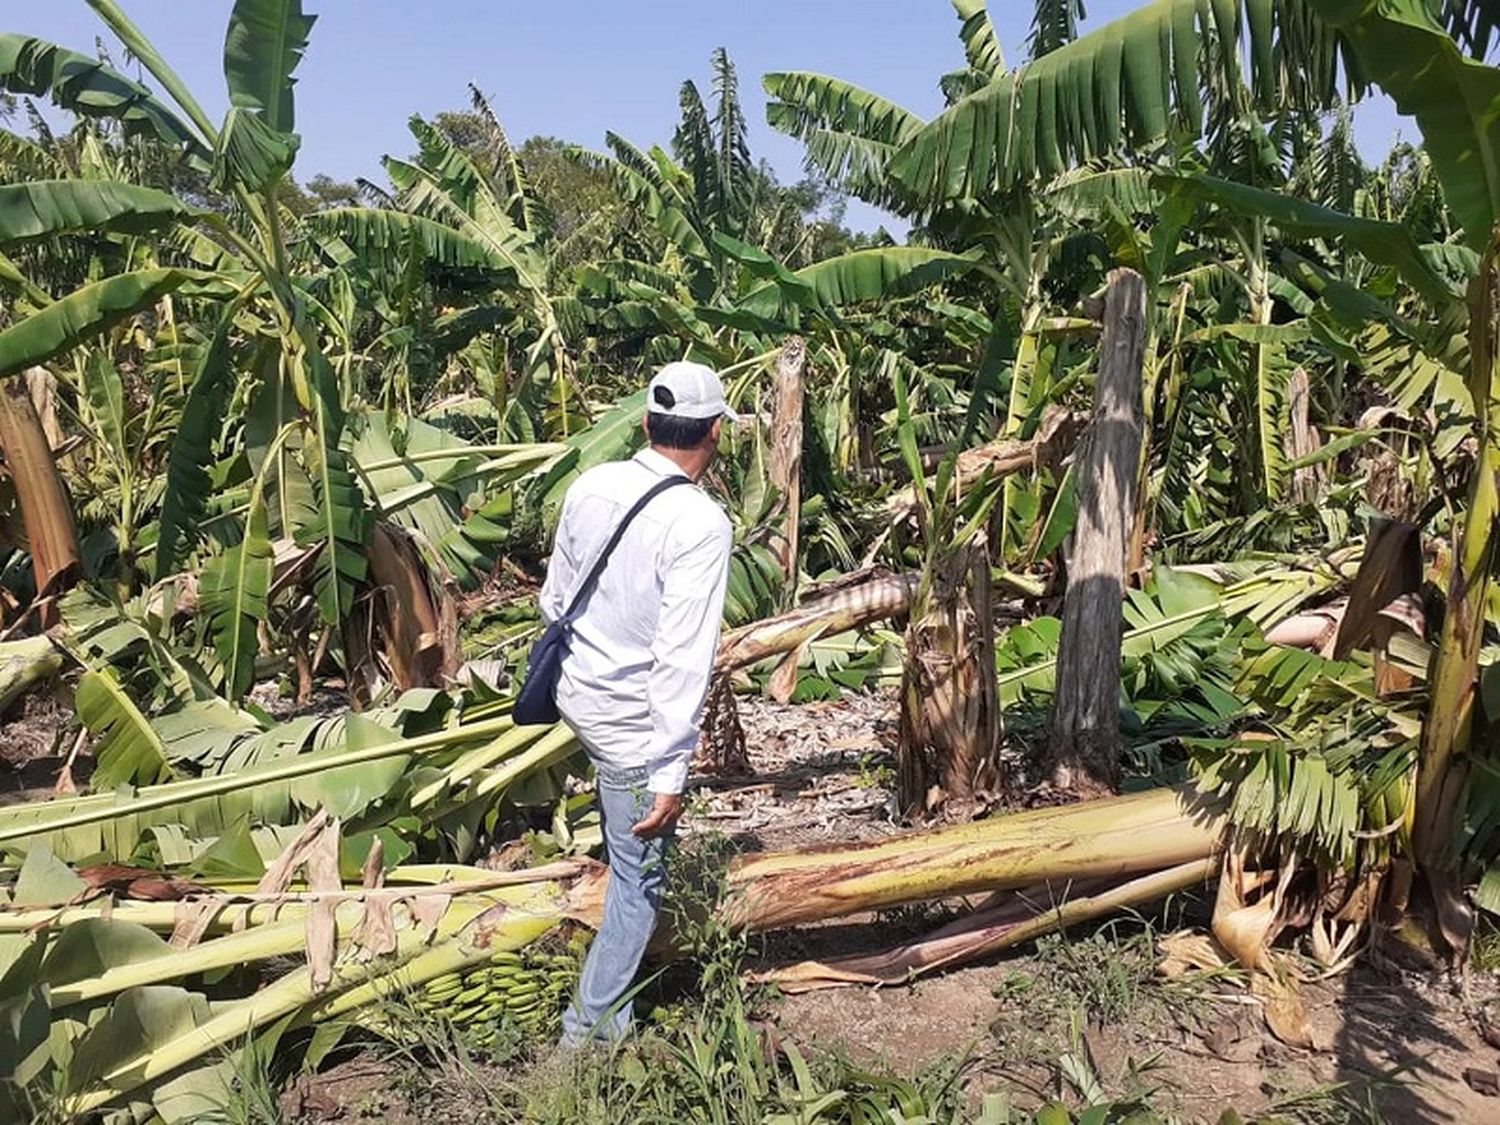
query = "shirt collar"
(633, 447, 691, 480)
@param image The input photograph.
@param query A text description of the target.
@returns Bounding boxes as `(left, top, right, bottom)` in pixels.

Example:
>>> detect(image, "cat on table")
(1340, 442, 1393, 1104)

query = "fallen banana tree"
(1, 784, 1227, 1119)
(714, 569, 917, 674)
(0, 838, 579, 1120)
(882, 405, 1077, 525)
(755, 858, 1221, 992)
(717, 784, 1221, 930)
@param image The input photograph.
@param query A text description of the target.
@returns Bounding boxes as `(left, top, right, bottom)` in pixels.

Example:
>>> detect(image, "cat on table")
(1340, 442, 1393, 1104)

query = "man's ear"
(709, 418, 723, 445)
(641, 414, 651, 441)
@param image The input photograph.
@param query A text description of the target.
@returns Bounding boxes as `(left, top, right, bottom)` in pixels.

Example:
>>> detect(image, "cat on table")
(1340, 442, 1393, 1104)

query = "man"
(540, 360, 736, 1047)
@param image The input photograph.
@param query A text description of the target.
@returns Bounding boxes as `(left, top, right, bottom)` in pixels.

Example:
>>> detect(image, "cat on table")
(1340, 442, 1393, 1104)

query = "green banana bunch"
(409, 930, 590, 1042)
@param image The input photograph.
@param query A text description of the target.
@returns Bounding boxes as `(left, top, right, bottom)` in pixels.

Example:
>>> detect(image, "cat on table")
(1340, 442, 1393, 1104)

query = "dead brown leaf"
(256, 808, 332, 896)
(304, 816, 343, 992)
(1156, 929, 1231, 979)
(354, 892, 398, 960)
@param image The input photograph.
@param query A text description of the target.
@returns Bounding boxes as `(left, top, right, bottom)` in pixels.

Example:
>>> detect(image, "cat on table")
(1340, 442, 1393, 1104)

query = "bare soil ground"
(688, 692, 1500, 1123)
(772, 943, 1500, 1122)
(0, 685, 81, 804)
(5, 688, 1500, 1122)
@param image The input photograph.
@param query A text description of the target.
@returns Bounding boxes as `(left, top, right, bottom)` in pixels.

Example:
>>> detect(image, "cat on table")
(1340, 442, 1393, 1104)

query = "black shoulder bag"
(513, 475, 691, 726)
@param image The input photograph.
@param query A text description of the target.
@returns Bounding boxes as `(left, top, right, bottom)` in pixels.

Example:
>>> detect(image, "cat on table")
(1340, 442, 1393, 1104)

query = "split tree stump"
(0, 368, 82, 627)
(767, 338, 807, 703)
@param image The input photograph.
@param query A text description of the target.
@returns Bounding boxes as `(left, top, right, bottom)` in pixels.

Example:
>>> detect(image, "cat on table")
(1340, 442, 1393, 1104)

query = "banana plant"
(887, 349, 1008, 815)
(0, 3, 578, 718)
(0, 1, 376, 671)
(1304, 0, 1500, 947)
(341, 109, 578, 431)
(888, 0, 1352, 210)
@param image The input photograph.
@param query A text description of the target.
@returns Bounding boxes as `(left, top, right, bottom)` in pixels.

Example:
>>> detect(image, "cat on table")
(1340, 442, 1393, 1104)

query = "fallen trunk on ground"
(717, 784, 1222, 931)
(0, 633, 64, 711)
(1, 784, 1225, 1117)
(755, 857, 1220, 991)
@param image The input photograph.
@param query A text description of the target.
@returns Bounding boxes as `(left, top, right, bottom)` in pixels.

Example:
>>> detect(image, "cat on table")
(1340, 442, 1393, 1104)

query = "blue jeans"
(561, 767, 673, 1045)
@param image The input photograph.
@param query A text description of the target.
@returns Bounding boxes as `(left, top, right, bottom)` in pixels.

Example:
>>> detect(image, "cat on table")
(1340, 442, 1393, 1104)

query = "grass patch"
(1255, 1068, 1414, 1125)
(1472, 913, 1500, 973)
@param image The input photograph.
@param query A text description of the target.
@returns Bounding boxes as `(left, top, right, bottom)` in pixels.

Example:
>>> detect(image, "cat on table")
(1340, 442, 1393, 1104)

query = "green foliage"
(0, 33, 206, 159)
(740, 246, 981, 320)
(1310, 0, 1500, 248)
(222, 0, 315, 135)
(155, 306, 240, 578)
(291, 352, 371, 626)
(1155, 172, 1452, 303)
(198, 499, 273, 701)
(0, 268, 229, 377)
(892, 0, 1346, 206)
(212, 105, 299, 193)
(763, 72, 923, 209)
(1190, 639, 1418, 866)
(3, 6, 1500, 1071)
(76, 667, 174, 787)
(953, 0, 1005, 77)
(0, 180, 202, 244)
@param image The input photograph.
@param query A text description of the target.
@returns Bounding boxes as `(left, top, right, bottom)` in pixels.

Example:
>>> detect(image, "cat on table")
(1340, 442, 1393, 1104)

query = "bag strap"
(562, 474, 692, 620)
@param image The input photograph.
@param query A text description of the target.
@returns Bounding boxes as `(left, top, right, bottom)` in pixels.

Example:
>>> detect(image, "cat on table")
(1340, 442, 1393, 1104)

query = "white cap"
(646, 361, 739, 422)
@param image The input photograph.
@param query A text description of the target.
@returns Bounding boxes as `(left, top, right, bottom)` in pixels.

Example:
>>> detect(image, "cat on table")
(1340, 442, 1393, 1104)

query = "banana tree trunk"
(1128, 283, 1191, 574)
(886, 409, 1075, 526)
(721, 784, 1219, 931)
(768, 337, 805, 594)
(1285, 366, 1326, 504)
(0, 368, 81, 627)
(1047, 269, 1147, 798)
(767, 337, 808, 702)
(0, 634, 64, 711)
(759, 857, 1219, 992)
(715, 570, 917, 673)
(896, 540, 1000, 816)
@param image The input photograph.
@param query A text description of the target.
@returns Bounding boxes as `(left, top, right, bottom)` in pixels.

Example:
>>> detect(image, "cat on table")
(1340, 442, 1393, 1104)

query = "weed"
(180, 1035, 287, 1124)
(1030, 918, 1157, 1027)
(1255, 1067, 1412, 1125)
(353, 982, 523, 1123)
(991, 969, 1036, 1003)
(1472, 912, 1500, 972)
(854, 751, 896, 790)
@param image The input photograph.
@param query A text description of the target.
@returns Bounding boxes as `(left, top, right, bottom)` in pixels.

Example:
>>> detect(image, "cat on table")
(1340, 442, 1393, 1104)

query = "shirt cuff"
(648, 754, 691, 795)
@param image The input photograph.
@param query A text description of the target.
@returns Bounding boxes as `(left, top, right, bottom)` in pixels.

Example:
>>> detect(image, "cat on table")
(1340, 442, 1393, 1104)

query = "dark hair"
(646, 411, 716, 449)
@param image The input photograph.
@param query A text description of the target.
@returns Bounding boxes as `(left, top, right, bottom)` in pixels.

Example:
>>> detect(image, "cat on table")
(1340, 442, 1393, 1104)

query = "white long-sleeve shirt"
(539, 448, 733, 794)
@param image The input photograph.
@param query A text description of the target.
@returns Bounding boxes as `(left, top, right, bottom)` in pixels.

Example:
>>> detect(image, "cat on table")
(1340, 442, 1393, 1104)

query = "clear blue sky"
(16, 1, 1409, 234)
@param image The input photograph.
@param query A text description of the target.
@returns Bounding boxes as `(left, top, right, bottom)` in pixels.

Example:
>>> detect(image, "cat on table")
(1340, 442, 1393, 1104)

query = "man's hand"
(631, 791, 683, 839)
